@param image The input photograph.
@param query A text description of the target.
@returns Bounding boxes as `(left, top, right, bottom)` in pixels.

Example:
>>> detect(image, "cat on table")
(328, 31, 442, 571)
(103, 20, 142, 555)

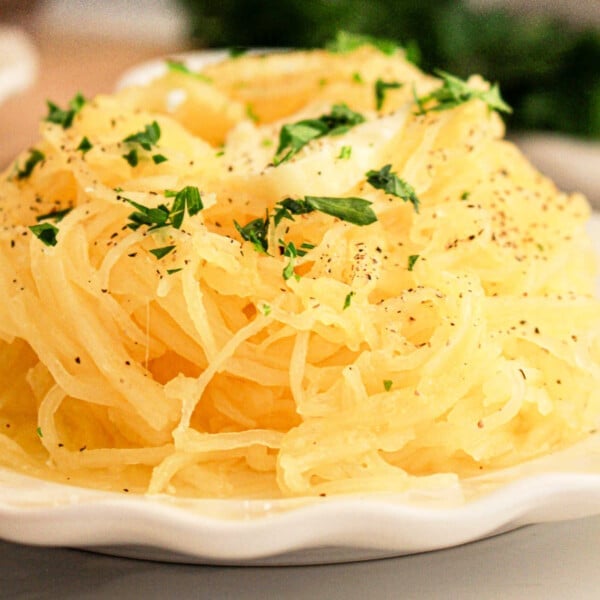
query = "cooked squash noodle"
(0, 47, 598, 498)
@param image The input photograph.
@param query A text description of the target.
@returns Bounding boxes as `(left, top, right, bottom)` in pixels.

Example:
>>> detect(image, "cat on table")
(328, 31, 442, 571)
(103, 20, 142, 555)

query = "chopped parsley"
(36, 208, 72, 223)
(122, 149, 139, 167)
(167, 268, 183, 275)
(338, 145, 352, 159)
(273, 103, 365, 165)
(352, 72, 364, 84)
(152, 154, 168, 164)
(235, 195, 375, 266)
(326, 31, 398, 56)
(246, 103, 259, 123)
(275, 196, 377, 227)
(343, 291, 355, 310)
(281, 240, 302, 281)
(383, 380, 393, 391)
(123, 121, 161, 150)
(166, 59, 212, 83)
(15, 149, 45, 180)
(366, 165, 420, 212)
(460, 190, 471, 201)
(29, 222, 59, 247)
(234, 212, 270, 254)
(36, 426, 43, 438)
(76, 136, 93, 154)
(261, 304, 272, 316)
(122, 121, 164, 167)
(375, 79, 403, 110)
(415, 71, 512, 116)
(125, 186, 203, 232)
(149, 245, 176, 259)
(45, 92, 86, 129)
(408, 254, 420, 271)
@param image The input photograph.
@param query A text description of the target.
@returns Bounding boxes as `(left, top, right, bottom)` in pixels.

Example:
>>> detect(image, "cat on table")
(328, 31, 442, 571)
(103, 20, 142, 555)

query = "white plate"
(0, 430, 599, 565)
(0, 58, 599, 564)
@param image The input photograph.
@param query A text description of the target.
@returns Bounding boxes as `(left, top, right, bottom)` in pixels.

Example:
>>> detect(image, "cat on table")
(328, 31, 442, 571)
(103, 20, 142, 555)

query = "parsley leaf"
(150, 245, 176, 259)
(326, 31, 399, 56)
(77, 136, 93, 154)
(415, 71, 512, 115)
(122, 149, 139, 167)
(234, 212, 270, 254)
(36, 208, 72, 223)
(304, 196, 377, 226)
(375, 79, 403, 110)
(45, 92, 86, 129)
(366, 165, 420, 212)
(343, 291, 355, 310)
(123, 121, 161, 151)
(408, 254, 420, 271)
(274, 196, 377, 227)
(166, 59, 212, 83)
(338, 145, 352, 159)
(383, 380, 393, 391)
(29, 222, 59, 246)
(152, 153, 168, 164)
(15, 149, 45, 180)
(246, 103, 259, 123)
(274, 103, 365, 165)
(281, 240, 301, 280)
(125, 186, 203, 232)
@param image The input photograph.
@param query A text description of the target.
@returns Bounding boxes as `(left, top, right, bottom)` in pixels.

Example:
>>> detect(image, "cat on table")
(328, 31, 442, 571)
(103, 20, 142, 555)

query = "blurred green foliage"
(178, 0, 600, 138)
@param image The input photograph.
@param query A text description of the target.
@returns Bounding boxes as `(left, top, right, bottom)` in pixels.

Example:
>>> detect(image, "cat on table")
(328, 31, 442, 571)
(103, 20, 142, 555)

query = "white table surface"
(1, 514, 598, 599)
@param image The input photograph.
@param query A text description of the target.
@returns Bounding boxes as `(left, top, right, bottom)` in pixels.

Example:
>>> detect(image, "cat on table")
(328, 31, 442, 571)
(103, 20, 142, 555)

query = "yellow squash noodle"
(0, 47, 599, 498)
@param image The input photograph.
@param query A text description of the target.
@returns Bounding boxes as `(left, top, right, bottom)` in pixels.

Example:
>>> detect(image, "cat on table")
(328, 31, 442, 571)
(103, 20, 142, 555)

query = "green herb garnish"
(45, 92, 86, 129)
(415, 71, 512, 115)
(366, 165, 420, 212)
(338, 145, 352, 159)
(125, 186, 203, 231)
(123, 121, 161, 150)
(29, 222, 59, 247)
(36, 208, 71, 223)
(408, 254, 420, 271)
(383, 380, 393, 391)
(234, 212, 270, 254)
(150, 245, 176, 259)
(375, 79, 403, 110)
(343, 291, 355, 310)
(275, 196, 377, 227)
(166, 59, 212, 83)
(36, 426, 43, 438)
(246, 103, 259, 123)
(281, 240, 302, 281)
(121, 121, 163, 167)
(273, 103, 365, 165)
(122, 149, 138, 167)
(167, 268, 183, 275)
(15, 149, 45, 180)
(152, 154, 168, 164)
(77, 136, 93, 154)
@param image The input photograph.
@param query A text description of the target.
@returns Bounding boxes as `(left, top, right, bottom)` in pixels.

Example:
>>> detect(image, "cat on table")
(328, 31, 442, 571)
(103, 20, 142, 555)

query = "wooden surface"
(0, 29, 185, 168)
